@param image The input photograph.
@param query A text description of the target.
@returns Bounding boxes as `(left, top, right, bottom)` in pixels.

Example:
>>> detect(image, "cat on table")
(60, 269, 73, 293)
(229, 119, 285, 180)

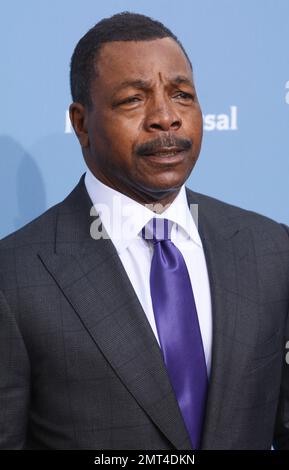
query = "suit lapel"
(186, 189, 259, 448)
(38, 177, 193, 450)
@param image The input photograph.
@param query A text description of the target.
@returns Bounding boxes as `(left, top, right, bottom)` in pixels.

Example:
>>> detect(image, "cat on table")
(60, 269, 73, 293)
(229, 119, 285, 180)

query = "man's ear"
(69, 102, 89, 148)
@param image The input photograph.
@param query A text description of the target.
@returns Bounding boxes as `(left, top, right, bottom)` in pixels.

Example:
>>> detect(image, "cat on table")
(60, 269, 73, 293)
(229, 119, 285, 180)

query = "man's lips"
(140, 147, 186, 157)
(140, 147, 187, 165)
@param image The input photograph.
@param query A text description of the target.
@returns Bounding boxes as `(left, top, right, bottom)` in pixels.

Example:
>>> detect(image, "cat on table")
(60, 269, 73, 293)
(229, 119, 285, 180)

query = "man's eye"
(120, 97, 141, 104)
(173, 92, 194, 101)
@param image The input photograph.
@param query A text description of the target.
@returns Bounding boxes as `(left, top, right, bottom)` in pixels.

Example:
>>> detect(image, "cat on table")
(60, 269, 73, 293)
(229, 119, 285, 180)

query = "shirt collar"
(84, 168, 202, 254)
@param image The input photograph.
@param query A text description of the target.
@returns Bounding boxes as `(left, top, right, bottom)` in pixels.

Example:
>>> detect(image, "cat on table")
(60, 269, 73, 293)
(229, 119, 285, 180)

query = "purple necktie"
(142, 218, 208, 449)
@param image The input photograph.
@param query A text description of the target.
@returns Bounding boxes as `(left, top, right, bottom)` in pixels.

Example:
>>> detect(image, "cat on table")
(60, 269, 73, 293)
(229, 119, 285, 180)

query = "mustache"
(135, 135, 192, 156)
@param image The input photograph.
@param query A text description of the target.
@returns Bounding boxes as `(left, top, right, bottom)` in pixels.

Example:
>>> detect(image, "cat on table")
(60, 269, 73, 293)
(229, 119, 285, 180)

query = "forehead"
(95, 37, 193, 86)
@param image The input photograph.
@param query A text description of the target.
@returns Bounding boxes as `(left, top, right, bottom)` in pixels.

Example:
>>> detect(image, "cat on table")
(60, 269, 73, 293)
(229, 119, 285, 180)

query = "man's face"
(72, 37, 203, 204)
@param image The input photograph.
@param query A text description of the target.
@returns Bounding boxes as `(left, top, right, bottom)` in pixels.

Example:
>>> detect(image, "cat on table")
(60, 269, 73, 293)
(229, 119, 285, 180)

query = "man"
(0, 12, 289, 450)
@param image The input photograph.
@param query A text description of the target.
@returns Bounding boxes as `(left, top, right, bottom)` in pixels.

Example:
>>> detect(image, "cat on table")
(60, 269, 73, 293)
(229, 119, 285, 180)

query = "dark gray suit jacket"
(0, 175, 289, 450)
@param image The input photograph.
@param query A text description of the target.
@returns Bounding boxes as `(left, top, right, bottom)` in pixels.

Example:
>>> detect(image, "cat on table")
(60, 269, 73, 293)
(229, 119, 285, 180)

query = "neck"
(87, 167, 182, 213)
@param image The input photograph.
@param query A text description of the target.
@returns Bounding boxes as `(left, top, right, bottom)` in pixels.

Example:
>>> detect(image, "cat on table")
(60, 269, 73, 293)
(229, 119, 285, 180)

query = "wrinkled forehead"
(95, 37, 193, 85)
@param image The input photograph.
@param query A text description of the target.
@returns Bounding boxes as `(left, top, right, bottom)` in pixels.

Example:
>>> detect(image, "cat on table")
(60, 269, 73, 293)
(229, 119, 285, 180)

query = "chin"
(140, 177, 186, 196)
(150, 172, 188, 189)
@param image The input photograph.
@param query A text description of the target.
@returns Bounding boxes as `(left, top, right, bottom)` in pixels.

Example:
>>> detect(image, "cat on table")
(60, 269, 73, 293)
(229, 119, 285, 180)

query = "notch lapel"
(186, 188, 259, 449)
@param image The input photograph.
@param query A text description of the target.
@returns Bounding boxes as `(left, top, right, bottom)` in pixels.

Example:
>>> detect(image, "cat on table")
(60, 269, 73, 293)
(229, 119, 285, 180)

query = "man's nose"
(144, 96, 182, 132)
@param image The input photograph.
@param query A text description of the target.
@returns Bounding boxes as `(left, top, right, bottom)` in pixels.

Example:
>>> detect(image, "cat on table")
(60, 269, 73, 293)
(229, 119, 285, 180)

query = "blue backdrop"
(1, 0, 288, 239)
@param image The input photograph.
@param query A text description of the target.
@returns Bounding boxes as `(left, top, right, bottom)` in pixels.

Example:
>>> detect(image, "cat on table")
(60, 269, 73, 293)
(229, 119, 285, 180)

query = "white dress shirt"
(85, 168, 212, 375)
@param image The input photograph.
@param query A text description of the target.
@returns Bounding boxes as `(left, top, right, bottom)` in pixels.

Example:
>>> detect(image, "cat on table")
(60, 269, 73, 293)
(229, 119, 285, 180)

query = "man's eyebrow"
(112, 79, 152, 95)
(171, 75, 194, 87)
(112, 75, 194, 95)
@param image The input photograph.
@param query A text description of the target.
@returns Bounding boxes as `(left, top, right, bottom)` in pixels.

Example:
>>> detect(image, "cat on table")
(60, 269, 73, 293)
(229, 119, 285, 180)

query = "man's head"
(69, 12, 203, 206)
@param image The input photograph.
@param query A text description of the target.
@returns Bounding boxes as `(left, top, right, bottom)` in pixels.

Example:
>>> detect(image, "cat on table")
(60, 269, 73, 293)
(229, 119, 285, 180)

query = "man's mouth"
(140, 147, 187, 165)
(143, 147, 186, 157)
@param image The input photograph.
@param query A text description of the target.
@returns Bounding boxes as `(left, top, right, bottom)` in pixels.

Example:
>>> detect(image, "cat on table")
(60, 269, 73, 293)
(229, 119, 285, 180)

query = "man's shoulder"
(0, 201, 61, 253)
(185, 186, 289, 237)
(0, 200, 64, 293)
(0, 175, 88, 254)
(1, 182, 289, 251)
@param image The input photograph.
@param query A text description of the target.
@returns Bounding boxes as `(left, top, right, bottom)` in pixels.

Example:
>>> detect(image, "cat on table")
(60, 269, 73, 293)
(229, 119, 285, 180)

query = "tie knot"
(141, 218, 171, 244)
